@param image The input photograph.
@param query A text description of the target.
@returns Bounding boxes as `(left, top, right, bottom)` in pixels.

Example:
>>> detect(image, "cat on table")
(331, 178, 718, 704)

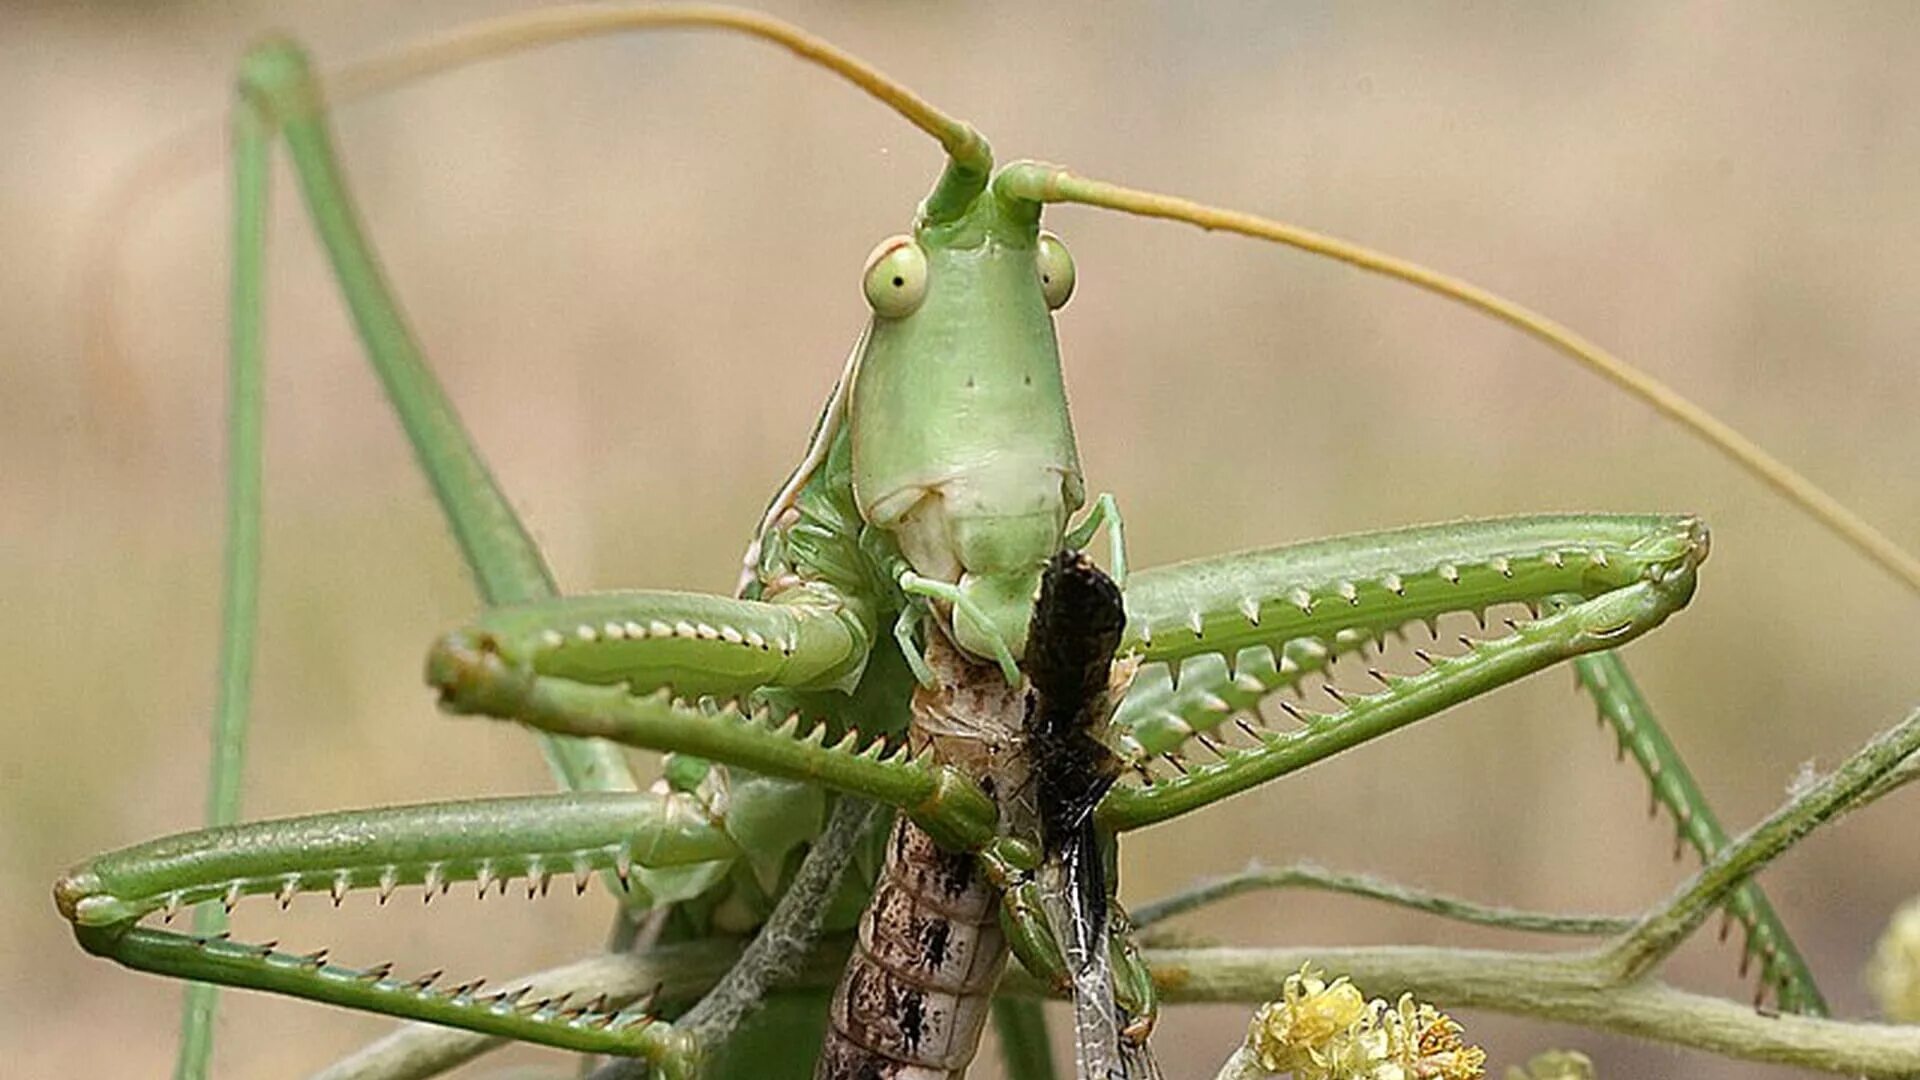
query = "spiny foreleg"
(1099, 513, 1709, 830)
(439, 588, 874, 704)
(1107, 513, 1706, 764)
(432, 635, 998, 853)
(56, 793, 738, 1075)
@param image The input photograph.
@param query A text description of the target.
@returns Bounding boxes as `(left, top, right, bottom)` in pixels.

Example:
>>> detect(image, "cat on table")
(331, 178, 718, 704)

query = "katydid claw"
(898, 571, 1024, 683)
(427, 629, 531, 716)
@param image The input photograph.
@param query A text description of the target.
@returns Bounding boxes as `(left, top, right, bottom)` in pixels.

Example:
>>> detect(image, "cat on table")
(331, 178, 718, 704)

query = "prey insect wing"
(1022, 551, 1145, 1078)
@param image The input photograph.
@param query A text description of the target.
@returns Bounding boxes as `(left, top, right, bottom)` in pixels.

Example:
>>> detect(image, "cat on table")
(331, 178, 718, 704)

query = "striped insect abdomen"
(816, 816, 1008, 1079)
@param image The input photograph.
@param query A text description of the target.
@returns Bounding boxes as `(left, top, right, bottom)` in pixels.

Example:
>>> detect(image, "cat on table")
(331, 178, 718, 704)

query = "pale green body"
(50, 12, 1920, 1080)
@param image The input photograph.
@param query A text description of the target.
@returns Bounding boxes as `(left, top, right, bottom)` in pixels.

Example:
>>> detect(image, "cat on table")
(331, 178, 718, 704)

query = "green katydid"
(49, 6, 1920, 1079)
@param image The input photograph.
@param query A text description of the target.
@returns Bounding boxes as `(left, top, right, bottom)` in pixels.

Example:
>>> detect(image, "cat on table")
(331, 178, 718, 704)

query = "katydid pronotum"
(45, 8, 1920, 1076)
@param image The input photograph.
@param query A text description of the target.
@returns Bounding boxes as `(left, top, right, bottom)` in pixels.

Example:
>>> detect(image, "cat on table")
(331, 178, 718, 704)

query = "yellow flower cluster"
(1870, 896, 1920, 1023)
(1246, 965, 1488, 1080)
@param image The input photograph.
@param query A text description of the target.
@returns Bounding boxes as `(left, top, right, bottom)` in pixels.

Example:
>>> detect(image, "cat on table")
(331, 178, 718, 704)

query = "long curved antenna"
(995, 162, 1920, 597)
(326, 4, 989, 220)
(79, 3, 991, 429)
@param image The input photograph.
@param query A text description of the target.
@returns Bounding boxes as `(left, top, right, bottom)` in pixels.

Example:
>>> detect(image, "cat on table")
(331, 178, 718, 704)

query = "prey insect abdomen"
(818, 818, 1008, 1079)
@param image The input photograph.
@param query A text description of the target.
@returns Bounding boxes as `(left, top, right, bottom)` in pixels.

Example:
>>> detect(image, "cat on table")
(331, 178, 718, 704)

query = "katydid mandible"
(52, 7, 1920, 1080)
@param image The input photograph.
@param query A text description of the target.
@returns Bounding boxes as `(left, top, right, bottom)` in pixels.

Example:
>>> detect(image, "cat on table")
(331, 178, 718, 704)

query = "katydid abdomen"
(815, 628, 1024, 1079)
(818, 817, 1008, 1080)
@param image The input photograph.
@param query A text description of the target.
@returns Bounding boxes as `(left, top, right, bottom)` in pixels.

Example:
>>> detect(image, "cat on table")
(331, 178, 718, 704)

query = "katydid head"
(851, 177, 1088, 665)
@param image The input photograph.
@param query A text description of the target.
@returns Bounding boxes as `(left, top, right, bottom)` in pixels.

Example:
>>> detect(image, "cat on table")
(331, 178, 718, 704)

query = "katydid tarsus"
(49, 6, 1920, 1078)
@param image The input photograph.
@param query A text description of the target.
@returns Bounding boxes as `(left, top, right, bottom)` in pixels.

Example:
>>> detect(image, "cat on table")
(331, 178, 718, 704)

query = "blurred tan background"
(5, 2, 1918, 1076)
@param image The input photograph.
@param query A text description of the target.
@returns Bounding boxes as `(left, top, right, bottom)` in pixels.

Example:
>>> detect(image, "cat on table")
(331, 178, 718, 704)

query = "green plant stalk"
(173, 89, 272, 1080)
(239, 40, 634, 796)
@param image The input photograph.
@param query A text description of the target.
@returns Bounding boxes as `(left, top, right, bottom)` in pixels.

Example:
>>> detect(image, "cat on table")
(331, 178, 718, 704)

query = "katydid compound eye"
(1035, 231, 1075, 310)
(862, 235, 928, 318)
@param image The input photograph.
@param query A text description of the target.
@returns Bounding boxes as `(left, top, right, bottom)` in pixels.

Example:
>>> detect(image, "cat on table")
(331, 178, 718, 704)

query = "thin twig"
(587, 797, 885, 1080)
(309, 940, 745, 1080)
(1601, 706, 1920, 982)
(684, 797, 883, 1043)
(1133, 862, 1632, 937)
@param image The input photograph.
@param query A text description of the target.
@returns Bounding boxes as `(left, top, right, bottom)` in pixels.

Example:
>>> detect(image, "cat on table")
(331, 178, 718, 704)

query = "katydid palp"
(41, 8, 1920, 1076)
